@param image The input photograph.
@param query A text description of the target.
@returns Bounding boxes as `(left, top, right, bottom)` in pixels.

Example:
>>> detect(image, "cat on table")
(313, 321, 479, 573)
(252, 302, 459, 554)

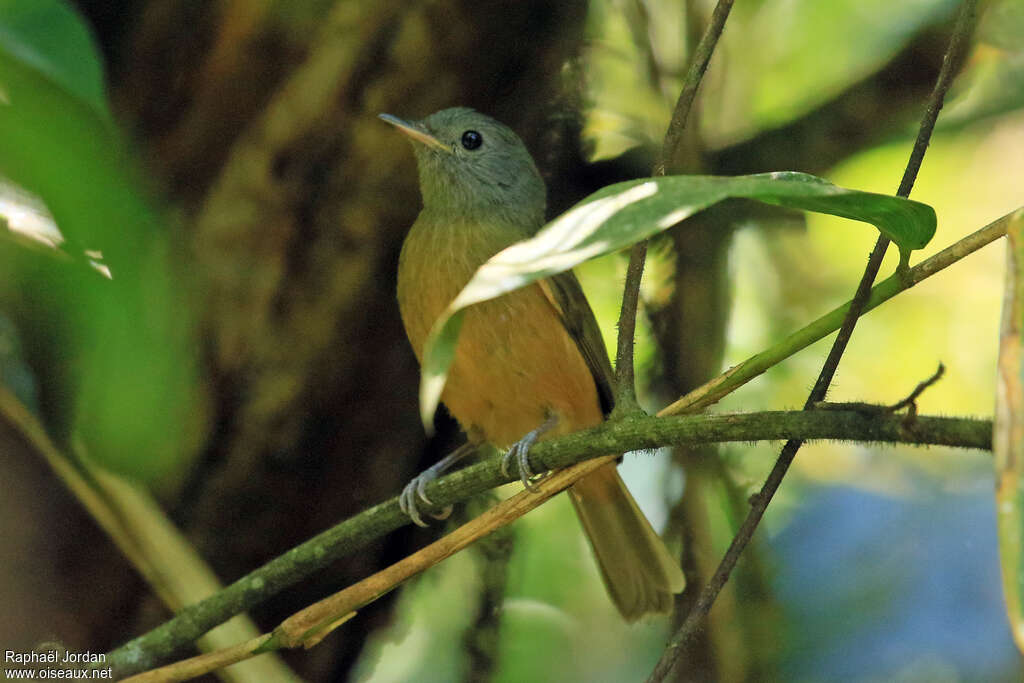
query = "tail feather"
(568, 462, 686, 621)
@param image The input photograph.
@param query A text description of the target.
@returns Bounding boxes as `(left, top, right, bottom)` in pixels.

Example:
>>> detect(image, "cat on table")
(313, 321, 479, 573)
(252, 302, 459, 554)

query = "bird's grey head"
(380, 107, 547, 227)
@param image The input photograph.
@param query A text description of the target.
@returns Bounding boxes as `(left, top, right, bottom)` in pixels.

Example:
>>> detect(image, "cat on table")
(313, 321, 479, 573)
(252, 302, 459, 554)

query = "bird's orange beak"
(379, 113, 450, 153)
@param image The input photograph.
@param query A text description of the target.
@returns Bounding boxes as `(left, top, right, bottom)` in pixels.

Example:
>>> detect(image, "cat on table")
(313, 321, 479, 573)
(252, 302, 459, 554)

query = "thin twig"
(614, 0, 736, 410)
(120, 456, 618, 682)
(659, 208, 1018, 416)
(647, 2, 979, 680)
(120, 635, 274, 683)
(654, 0, 735, 176)
(888, 362, 945, 412)
(818, 363, 946, 414)
(614, 240, 652, 410)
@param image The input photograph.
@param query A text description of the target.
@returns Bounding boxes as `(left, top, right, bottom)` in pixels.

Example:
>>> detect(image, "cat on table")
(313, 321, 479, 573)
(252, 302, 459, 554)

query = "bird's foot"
(400, 442, 475, 527)
(500, 415, 558, 493)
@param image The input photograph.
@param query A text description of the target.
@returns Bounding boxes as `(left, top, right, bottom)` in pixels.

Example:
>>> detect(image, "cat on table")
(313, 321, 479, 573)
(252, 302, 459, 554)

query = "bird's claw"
(399, 443, 472, 526)
(501, 417, 557, 492)
(501, 439, 542, 492)
(399, 475, 435, 527)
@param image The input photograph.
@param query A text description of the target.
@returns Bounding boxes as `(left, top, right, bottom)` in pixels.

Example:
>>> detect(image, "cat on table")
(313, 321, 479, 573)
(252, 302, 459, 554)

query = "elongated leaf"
(994, 208, 1024, 654)
(0, 11, 201, 478)
(419, 172, 937, 426)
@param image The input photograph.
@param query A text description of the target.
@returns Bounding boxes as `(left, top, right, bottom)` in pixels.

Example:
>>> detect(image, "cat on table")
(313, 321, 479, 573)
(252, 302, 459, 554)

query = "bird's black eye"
(461, 130, 483, 150)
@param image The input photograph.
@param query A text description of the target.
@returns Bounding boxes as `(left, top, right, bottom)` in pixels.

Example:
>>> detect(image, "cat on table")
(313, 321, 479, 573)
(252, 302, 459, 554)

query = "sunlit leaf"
(419, 172, 937, 427)
(994, 208, 1024, 654)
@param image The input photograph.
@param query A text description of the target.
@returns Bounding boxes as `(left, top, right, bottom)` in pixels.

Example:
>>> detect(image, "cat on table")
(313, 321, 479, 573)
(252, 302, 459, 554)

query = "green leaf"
(0, 48, 127, 256)
(0, 0, 109, 117)
(994, 208, 1024, 655)
(0, 14, 201, 479)
(418, 172, 937, 427)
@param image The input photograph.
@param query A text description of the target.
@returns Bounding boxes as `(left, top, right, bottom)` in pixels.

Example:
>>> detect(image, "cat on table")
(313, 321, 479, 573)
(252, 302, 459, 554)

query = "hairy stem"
(614, 0, 736, 410)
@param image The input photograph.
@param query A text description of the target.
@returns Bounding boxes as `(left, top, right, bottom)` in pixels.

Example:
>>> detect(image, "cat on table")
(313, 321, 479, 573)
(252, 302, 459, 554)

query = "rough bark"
(66, 1, 588, 678)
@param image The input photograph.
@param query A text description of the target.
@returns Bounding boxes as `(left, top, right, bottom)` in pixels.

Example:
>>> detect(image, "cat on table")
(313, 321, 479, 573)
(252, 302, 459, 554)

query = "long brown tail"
(568, 462, 686, 621)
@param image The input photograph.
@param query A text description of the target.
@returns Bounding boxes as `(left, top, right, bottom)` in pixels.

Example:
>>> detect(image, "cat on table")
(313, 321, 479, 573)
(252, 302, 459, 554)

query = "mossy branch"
(106, 408, 990, 678)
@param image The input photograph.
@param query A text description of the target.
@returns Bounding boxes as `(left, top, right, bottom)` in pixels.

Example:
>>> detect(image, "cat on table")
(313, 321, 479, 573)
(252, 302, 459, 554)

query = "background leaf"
(0, 0, 108, 117)
(994, 208, 1024, 653)
(0, 3, 201, 478)
(420, 172, 937, 425)
(0, 40, 129, 259)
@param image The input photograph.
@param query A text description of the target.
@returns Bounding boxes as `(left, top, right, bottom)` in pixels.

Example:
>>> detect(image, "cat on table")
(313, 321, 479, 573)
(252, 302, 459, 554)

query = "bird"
(381, 106, 685, 620)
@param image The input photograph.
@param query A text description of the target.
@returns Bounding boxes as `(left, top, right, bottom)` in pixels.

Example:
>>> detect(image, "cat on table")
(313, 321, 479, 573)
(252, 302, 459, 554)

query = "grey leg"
(500, 414, 558, 493)
(400, 442, 476, 527)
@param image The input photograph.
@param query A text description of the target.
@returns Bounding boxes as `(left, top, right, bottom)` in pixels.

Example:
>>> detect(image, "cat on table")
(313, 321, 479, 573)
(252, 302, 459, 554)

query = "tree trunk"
(66, 0, 588, 678)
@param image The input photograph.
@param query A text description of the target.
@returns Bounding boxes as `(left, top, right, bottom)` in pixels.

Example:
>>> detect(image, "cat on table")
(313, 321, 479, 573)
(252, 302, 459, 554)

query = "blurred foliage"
(0, 0, 201, 479)
(706, 0, 961, 143)
(993, 210, 1024, 655)
(0, 311, 37, 412)
(0, 0, 109, 116)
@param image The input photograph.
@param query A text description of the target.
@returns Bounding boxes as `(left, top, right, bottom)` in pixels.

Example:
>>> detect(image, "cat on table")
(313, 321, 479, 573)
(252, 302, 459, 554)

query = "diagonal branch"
(654, 0, 736, 177)
(105, 406, 990, 678)
(659, 207, 1018, 416)
(647, 1, 981, 679)
(121, 456, 619, 682)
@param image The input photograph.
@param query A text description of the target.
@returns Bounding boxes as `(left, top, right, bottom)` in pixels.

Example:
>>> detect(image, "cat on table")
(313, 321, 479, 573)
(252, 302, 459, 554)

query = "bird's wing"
(538, 271, 616, 416)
